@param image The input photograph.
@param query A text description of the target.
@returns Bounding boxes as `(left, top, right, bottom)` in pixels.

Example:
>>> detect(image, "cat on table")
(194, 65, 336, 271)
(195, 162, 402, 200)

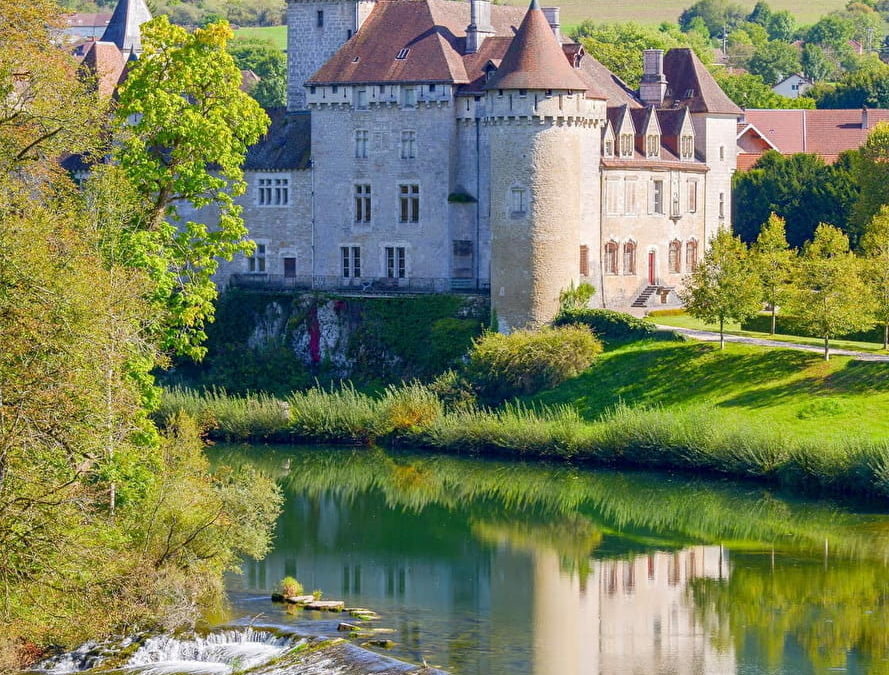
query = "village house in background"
(770, 73, 812, 99)
(736, 107, 889, 170)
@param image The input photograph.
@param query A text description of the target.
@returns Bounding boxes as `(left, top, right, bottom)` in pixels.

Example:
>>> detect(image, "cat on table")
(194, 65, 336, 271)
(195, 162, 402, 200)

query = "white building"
(771, 73, 813, 99)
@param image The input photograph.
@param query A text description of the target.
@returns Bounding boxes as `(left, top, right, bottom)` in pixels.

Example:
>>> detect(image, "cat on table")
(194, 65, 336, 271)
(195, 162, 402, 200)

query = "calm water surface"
(213, 445, 889, 675)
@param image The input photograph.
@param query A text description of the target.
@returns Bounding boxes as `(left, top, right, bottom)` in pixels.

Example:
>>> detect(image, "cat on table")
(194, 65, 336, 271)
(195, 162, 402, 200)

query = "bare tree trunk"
(884, 323, 888, 351)
(824, 335, 830, 361)
(771, 306, 777, 335)
(720, 317, 725, 350)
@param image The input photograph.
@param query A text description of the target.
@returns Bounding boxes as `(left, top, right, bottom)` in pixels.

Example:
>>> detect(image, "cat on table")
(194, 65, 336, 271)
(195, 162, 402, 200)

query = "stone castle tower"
(485, 0, 606, 331)
(286, 0, 377, 110)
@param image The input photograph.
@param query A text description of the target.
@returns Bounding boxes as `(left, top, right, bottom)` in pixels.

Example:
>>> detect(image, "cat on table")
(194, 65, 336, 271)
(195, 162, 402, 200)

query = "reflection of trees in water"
(213, 444, 889, 560)
(690, 557, 889, 672)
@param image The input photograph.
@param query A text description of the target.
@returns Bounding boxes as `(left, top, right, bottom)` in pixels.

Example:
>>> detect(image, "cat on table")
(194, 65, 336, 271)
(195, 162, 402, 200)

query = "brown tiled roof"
(484, 0, 588, 92)
(308, 0, 525, 85)
(741, 108, 889, 160)
(80, 41, 126, 98)
(663, 48, 741, 115)
(575, 52, 639, 107)
(67, 12, 112, 28)
(244, 109, 311, 171)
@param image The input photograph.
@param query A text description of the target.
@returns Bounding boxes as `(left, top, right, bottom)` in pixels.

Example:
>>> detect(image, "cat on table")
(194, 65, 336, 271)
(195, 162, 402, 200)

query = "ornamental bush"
(553, 308, 658, 343)
(466, 326, 603, 403)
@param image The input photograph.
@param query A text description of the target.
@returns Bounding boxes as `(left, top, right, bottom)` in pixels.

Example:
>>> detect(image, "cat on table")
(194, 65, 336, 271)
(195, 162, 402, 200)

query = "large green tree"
(713, 70, 814, 108)
(851, 121, 889, 239)
(114, 16, 270, 360)
(752, 213, 797, 335)
(679, 229, 763, 349)
(859, 205, 889, 348)
(747, 40, 802, 85)
(787, 224, 874, 359)
(732, 151, 859, 247)
(228, 37, 287, 109)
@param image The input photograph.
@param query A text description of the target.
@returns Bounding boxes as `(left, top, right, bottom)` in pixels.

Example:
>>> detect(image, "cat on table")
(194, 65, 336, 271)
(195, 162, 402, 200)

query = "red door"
(648, 251, 656, 285)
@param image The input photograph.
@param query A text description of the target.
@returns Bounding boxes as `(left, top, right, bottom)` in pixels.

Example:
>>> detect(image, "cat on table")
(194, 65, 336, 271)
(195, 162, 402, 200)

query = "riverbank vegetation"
(0, 5, 280, 668)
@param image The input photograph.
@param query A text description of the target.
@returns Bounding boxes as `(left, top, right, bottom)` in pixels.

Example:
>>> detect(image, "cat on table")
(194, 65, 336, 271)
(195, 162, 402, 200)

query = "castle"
(107, 0, 742, 331)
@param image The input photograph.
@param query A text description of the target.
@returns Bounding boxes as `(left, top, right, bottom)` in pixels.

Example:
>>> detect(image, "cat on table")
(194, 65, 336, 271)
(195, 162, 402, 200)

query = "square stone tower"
(286, 0, 377, 110)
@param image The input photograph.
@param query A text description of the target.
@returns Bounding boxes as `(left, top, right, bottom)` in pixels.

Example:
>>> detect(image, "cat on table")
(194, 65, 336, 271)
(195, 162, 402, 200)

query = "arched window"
(668, 240, 681, 273)
(604, 241, 618, 275)
(623, 241, 636, 275)
(686, 240, 698, 272)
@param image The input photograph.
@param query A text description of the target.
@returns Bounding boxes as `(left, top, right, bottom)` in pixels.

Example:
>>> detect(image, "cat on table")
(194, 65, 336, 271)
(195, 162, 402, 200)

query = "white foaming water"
(123, 628, 296, 675)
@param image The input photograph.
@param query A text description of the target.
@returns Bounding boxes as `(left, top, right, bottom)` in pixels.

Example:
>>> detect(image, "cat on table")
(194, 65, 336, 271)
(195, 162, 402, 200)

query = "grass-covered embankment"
(158, 338, 889, 500)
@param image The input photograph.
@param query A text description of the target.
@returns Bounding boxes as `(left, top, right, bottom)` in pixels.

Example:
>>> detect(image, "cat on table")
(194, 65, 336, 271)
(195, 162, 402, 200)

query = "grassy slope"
(233, 25, 287, 50)
(532, 339, 889, 442)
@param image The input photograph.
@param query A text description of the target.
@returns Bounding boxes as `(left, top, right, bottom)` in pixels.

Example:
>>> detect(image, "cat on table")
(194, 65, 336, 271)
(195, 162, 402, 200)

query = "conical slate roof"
(484, 0, 587, 92)
(101, 0, 152, 54)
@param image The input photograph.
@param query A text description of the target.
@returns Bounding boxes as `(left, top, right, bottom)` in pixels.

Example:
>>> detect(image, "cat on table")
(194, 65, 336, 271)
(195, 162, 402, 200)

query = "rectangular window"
(646, 134, 659, 158)
(620, 134, 633, 157)
(511, 187, 527, 215)
(579, 245, 590, 276)
(354, 184, 371, 223)
(355, 129, 368, 158)
(624, 179, 636, 215)
(258, 177, 289, 206)
(355, 88, 367, 109)
(687, 180, 697, 213)
(651, 179, 664, 215)
(316, 9, 324, 27)
(400, 130, 416, 159)
(283, 257, 297, 278)
(401, 86, 416, 108)
(341, 246, 361, 278)
(385, 246, 406, 279)
(681, 135, 694, 160)
(248, 243, 266, 273)
(719, 191, 726, 218)
(399, 184, 419, 223)
(606, 179, 622, 215)
(604, 138, 614, 157)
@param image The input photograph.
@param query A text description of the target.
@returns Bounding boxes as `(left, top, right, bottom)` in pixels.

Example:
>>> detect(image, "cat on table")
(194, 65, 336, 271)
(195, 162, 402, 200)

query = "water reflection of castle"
(237, 494, 735, 674)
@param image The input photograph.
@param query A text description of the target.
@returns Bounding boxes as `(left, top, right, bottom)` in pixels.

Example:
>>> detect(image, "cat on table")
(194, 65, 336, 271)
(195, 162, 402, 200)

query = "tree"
(752, 213, 797, 335)
(788, 224, 874, 359)
(807, 14, 857, 50)
(748, 40, 802, 85)
(712, 70, 815, 108)
(732, 150, 859, 247)
(679, 0, 747, 37)
(765, 10, 796, 41)
(801, 43, 837, 81)
(747, 1, 772, 26)
(114, 16, 270, 360)
(679, 228, 763, 349)
(859, 205, 889, 348)
(852, 122, 889, 239)
(812, 64, 889, 108)
(228, 37, 287, 109)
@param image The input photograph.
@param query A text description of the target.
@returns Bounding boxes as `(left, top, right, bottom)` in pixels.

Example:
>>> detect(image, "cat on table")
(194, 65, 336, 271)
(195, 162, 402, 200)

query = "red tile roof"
(80, 41, 126, 98)
(740, 108, 889, 163)
(663, 48, 741, 115)
(67, 12, 112, 28)
(484, 0, 589, 92)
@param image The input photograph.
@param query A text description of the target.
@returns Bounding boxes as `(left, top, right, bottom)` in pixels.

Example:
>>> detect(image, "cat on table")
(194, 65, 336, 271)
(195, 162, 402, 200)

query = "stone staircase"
(631, 285, 658, 308)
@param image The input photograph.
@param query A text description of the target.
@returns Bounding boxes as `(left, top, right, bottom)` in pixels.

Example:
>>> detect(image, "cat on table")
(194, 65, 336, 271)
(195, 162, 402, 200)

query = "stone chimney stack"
(541, 7, 561, 42)
(862, 105, 869, 130)
(639, 49, 668, 107)
(466, 0, 494, 54)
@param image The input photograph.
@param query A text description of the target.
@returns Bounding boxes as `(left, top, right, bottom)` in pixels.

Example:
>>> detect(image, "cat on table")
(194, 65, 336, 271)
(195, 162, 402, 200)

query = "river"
(210, 444, 889, 675)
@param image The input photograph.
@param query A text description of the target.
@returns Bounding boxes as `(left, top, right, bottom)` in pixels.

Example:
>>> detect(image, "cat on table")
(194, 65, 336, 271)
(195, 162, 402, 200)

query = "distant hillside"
(501, 0, 847, 29)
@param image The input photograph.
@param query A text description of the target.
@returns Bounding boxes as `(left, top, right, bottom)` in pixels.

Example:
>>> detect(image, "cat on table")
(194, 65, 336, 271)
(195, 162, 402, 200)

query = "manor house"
(130, 0, 742, 330)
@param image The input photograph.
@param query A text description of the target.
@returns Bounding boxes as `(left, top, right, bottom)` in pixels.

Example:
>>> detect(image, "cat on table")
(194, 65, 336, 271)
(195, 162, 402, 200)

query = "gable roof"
(101, 0, 152, 54)
(80, 41, 126, 98)
(484, 0, 588, 92)
(740, 108, 889, 163)
(662, 48, 741, 115)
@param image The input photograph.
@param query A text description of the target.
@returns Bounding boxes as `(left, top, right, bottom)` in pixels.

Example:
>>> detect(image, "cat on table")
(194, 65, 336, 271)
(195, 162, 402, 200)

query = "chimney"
(639, 49, 667, 107)
(466, 0, 494, 54)
(862, 105, 869, 130)
(541, 7, 561, 43)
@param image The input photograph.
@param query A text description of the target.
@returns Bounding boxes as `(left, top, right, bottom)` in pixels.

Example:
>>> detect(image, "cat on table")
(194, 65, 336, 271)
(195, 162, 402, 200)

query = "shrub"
(380, 383, 442, 434)
(287, 384, 385, 444)
(466, 326, 602, 403)
(553, 308, 658, 343)
(280, 576, 303, 597)
(429, 370, 478, 412)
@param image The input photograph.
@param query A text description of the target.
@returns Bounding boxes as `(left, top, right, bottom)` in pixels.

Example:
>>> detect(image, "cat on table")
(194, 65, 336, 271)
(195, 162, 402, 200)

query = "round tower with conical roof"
(484, 0, 605, 331)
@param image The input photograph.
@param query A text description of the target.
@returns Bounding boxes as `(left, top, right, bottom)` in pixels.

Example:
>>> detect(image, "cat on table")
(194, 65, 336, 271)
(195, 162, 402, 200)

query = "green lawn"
(532, 339, 889, 442)
(233, 25, 287, 50)
(506, 0, 846, 27)
(651, 311, 888, 354)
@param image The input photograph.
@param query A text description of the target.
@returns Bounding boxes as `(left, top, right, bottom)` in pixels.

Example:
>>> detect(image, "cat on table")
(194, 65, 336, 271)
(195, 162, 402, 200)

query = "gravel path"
(656, 325, 889, 363)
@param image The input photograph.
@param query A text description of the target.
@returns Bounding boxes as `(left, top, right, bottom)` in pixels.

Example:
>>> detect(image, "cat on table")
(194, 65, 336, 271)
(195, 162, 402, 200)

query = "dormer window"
(604, 138, 614, 157)
(646, 134, 659, 158)
(680, 135, 694, 160)
(518, 89, 527, 96)
(619, 133, 633, 158)
(395, 48, 410, 60)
